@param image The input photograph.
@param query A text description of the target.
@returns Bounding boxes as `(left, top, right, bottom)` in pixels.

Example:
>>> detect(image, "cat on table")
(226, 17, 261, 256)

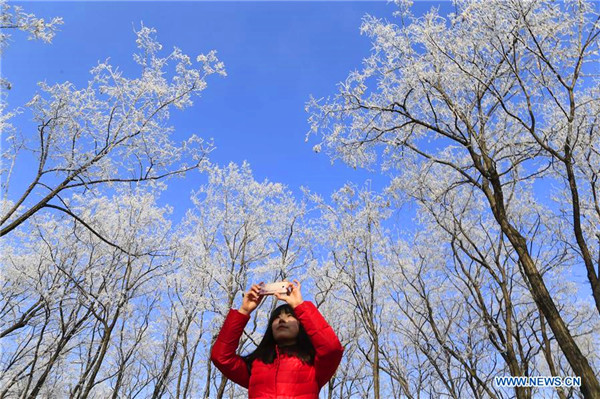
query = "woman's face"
(271, 311, 300, 345)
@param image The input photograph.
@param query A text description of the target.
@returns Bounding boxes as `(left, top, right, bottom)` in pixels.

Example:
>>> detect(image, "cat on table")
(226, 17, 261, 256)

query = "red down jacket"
(211, 301, 343, 399)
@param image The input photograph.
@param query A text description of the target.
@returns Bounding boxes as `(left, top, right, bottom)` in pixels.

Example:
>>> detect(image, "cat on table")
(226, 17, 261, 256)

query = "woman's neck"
(276, 339, 297, 348)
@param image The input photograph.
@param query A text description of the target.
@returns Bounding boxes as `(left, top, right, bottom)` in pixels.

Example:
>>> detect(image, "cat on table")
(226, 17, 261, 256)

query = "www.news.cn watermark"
(495, 376, 581, 388)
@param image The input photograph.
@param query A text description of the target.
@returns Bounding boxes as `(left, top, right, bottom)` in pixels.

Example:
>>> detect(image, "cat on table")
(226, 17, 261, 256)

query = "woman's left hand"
(274, 279, 304, 309)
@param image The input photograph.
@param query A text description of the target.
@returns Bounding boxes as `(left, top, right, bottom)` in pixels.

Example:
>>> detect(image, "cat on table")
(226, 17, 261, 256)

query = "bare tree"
(309, 0, 600, 396)
(307, 184, 394, 399)
(1, 12, 223, 244)
(1, 189, 174, 398)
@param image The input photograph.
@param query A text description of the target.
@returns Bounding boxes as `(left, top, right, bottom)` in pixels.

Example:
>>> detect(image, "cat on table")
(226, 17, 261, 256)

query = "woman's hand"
(239, 283, 264, 315)
(274, 279, 304, 309)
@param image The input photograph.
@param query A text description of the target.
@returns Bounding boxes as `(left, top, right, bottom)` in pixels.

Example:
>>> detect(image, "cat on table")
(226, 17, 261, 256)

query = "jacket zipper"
(275, 346, 280, 398)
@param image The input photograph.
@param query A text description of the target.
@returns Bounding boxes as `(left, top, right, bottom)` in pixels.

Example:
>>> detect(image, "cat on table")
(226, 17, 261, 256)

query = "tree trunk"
(372, 337, 380, 399)
(563, 155, 600, 315)
(203, 357, 213, 399)
(216, 374, 228, 399)
(482, 163, 600, 398)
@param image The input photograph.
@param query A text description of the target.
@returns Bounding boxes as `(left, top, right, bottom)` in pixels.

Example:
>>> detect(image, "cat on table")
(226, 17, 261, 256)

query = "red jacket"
(211, 301, 343, 399)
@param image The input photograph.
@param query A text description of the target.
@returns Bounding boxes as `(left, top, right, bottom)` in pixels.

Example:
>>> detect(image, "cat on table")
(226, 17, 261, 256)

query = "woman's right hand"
(239, 283, 264, 315)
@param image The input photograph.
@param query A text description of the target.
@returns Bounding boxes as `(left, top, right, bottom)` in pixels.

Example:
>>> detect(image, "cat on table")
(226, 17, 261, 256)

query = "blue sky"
(3, 0, 447, 222)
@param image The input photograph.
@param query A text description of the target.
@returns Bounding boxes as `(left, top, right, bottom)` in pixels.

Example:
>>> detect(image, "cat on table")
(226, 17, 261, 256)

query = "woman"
(210, 280, 343, 399)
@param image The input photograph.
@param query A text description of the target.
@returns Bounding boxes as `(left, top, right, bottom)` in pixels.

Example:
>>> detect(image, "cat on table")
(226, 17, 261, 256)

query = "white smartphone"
(259, 282, 290, 295)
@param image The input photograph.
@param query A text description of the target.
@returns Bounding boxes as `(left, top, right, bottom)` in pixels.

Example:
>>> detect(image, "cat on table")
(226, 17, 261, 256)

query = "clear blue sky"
(4, 1, 446, 222)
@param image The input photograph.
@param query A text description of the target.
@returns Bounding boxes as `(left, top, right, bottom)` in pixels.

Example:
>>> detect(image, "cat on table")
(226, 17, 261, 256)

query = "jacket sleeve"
(210, 309, 251, 389)
(293, 301, 344, 388)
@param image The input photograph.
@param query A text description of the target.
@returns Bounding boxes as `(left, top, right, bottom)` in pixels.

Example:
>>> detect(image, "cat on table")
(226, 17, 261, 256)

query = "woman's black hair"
(243, 303, 315, 373)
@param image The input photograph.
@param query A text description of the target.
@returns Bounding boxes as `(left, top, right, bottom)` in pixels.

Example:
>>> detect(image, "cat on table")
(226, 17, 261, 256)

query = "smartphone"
(259, 282, 289, 295)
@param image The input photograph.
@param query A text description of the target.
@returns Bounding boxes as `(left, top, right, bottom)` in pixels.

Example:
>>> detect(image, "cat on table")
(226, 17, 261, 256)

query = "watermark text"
(495, 376, 581, 388)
